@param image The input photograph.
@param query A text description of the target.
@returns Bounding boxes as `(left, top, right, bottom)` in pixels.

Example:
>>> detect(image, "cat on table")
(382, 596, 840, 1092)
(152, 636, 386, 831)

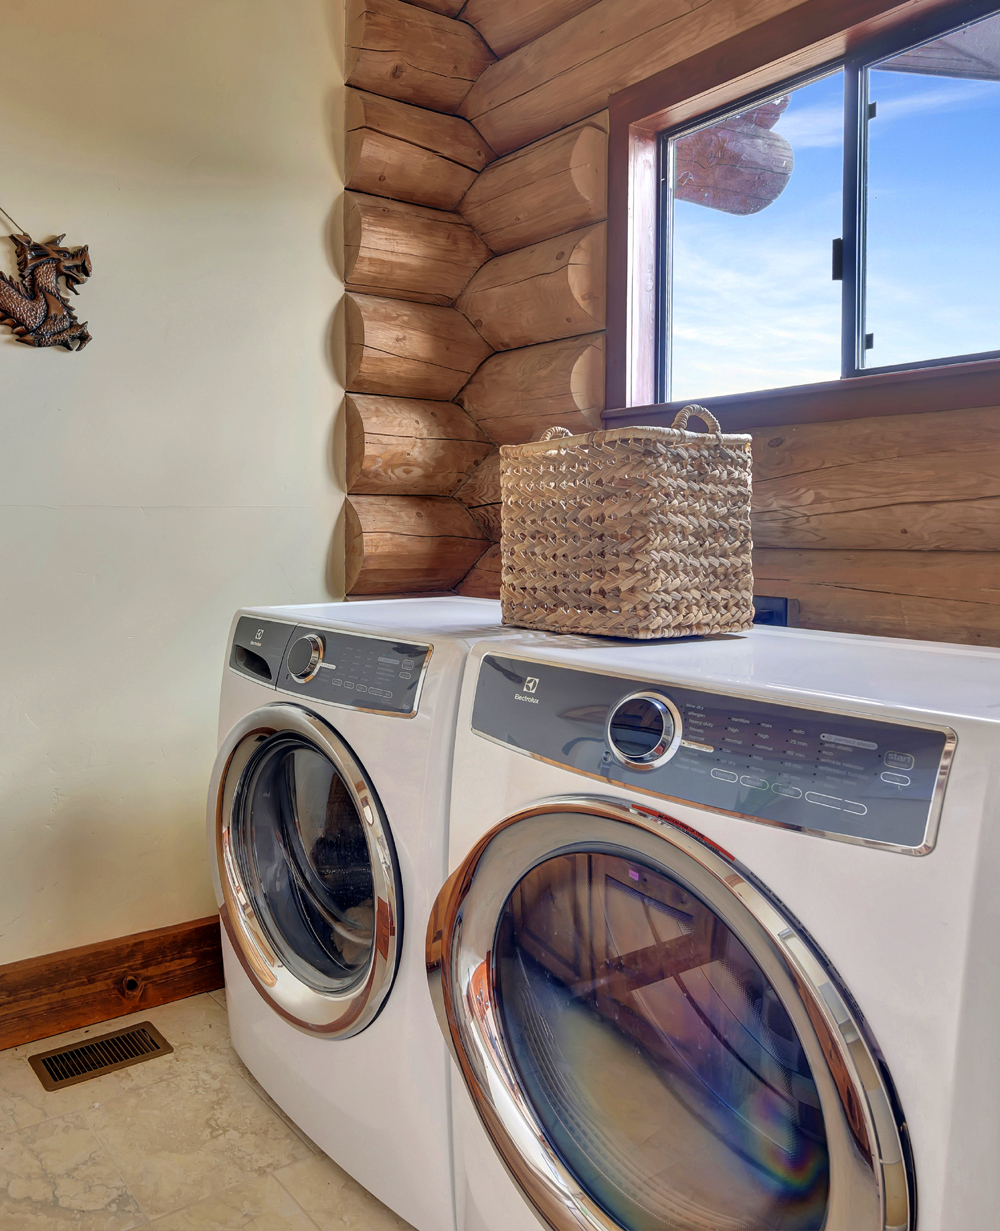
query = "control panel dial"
(287, 634, 324, 683)
(606, 691, 683, 770)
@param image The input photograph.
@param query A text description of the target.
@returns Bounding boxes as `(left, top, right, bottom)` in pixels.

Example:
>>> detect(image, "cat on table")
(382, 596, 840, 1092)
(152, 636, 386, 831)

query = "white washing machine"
(207, 596, 504, 1231)
(428, 626, 1000, 1231)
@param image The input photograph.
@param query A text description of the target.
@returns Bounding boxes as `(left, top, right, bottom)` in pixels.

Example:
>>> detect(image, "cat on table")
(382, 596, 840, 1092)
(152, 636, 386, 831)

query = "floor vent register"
(28, 1022, 173, 1091)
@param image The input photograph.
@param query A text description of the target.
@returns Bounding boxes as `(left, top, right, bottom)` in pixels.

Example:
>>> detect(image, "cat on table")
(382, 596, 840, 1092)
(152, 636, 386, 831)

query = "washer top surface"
(473, 624, 1000, 725)
(241, 596, 504, 642)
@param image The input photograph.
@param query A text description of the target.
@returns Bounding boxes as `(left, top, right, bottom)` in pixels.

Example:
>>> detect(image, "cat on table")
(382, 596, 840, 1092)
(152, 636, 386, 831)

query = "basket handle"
(671, 404, 721, 435)
(539, 426, 574, 441)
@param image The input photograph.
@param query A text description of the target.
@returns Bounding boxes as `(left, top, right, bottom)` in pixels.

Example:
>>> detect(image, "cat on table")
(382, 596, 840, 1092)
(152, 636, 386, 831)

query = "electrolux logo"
(515, 676, 540, 704)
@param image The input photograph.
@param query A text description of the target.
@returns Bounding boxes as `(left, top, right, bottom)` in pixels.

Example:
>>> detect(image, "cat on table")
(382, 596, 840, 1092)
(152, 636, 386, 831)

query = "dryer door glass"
(494, 851, 829, 1230)
(234, 734, 375, 991)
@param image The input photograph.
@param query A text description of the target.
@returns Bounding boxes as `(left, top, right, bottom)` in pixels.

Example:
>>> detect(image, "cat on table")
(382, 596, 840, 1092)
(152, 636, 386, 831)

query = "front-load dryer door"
(210, 704, 401, 1037)
(427, 800, 913, 1231)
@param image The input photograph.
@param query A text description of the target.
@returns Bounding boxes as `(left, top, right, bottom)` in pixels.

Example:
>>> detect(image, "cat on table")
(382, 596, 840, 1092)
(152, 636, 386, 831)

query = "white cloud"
(872, 75, 1000, 122)
(669, 220, 841, 400)
(775, 105, 844, 150)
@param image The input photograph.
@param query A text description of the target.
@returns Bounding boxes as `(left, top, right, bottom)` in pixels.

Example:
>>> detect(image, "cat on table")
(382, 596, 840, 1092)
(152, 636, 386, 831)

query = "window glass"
(495, 851, 829, 1230)
(666, 71, 844, 401)
(864, 11, 1000, 367)
(236, 736, 375, 990)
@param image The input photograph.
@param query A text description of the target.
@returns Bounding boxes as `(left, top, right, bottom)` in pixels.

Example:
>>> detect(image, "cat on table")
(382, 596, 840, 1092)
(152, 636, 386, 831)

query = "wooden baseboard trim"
(0, 916, 224, 1052)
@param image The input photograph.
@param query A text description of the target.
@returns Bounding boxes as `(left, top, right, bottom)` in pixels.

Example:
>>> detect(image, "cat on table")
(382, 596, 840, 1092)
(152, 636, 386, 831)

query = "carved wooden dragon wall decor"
(0, 232, 92, 350)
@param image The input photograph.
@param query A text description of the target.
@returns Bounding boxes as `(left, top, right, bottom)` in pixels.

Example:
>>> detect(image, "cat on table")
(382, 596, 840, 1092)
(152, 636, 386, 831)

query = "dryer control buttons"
(287, 634, 324, 683)
(606, 692, 682, 771)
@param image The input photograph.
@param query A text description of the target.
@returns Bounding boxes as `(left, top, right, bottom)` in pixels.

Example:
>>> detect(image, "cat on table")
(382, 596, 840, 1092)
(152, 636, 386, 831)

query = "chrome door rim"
(427, 798, 912, 1231)
(210, 704, 401, 1036)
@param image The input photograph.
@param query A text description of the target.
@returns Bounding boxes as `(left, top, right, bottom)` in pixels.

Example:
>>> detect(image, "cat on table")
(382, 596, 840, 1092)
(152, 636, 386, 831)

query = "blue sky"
(666, 53, 1000, 401)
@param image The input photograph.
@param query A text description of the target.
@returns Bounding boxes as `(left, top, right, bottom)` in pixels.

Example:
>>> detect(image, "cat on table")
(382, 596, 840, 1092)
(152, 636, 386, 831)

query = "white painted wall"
(0, 0, 345, 963)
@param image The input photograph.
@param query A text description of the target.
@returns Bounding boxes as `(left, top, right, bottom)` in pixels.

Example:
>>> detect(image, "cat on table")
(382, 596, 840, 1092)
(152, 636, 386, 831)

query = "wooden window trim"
(605, 0, 1000, 431)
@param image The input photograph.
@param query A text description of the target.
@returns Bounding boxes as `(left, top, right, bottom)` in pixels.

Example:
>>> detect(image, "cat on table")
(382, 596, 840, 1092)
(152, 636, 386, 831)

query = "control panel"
(473, 655, 954, 854)
(230, 618, 430, 716)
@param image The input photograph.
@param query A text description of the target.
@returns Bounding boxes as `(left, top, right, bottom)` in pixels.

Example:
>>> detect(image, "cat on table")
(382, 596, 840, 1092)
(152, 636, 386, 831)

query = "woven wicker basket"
(499, 406, 754, 639)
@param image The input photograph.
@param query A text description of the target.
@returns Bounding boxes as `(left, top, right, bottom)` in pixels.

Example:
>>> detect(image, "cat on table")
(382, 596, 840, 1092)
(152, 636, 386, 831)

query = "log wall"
(340, 0, 999, 648)
(341, 0, 614, 595)
(749, 406, 1000, 644)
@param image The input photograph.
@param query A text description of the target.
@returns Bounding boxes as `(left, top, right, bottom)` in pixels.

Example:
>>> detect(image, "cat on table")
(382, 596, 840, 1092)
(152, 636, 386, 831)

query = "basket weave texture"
(499, 407, 755, 639)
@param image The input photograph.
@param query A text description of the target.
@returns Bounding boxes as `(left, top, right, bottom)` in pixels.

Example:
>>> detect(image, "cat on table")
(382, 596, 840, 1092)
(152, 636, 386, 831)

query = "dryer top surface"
(466, 624, 1000, 725)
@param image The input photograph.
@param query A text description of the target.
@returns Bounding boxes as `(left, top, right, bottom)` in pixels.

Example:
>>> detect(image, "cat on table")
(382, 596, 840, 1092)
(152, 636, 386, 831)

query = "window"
(657, 4, 1000, 403)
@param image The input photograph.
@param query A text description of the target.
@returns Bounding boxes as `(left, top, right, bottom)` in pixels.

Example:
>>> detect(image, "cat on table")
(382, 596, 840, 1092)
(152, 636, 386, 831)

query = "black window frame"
(654, 0, 1000, 404)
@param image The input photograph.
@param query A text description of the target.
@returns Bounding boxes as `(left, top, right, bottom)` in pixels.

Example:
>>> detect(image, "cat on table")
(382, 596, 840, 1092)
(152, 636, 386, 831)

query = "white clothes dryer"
(428, 626, 1000, 1231)
(207, 597, 504, 1231)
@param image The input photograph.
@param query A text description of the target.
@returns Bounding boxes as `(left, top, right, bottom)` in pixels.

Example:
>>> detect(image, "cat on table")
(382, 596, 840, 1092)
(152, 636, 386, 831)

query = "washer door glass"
(234, 734, 375, 992)
(494, 851, 829, 1230)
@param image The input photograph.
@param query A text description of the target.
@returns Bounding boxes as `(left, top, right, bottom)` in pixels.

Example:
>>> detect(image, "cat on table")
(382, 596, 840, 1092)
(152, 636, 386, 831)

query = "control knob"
(605, 691, 682, 770)
(287, 634, 324, 683)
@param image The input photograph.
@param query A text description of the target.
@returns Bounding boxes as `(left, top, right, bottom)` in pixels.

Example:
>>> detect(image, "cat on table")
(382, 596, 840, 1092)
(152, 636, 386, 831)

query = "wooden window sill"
(603, 357, 1000, 433)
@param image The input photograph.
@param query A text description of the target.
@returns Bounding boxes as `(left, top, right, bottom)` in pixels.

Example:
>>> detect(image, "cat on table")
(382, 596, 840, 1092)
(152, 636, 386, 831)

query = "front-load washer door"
(210, 704, 401, 1037)
(427, 800, 913, 1231)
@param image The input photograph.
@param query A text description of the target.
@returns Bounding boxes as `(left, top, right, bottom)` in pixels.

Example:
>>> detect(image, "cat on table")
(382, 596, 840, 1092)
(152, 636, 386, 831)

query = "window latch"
(868, 101, 878, 120)
(831, 238, 844, 281)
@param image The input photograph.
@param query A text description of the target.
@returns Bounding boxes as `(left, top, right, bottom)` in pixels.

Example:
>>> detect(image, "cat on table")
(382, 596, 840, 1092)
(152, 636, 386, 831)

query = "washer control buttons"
(805, 791, 841, 809)
(884, 752, 915, 771)
(287, 634, 324, 683)
(881, 771, 911, 787)
(606, 692, 682, 770)
(772, 783, 802, 799)
(802, 792, 868, 816)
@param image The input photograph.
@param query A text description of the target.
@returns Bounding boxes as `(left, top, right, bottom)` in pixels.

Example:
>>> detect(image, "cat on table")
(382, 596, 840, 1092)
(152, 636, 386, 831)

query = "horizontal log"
(345, 193, 491, 306)
(454, 449, 500, 507)
(463, 0, 604, 57)
(752, 405, 1000, 482)
(454, 450, 501, 540)
(463, 0, 801, 154)
(345, 495, 489, 594)
(753, 549, 1000, 647)
(752, 426, 1000, 549)
(458, 332, 605, 443)
(456, 543, 502, 598)
(460, 117, 608, 254)
(346, 393, 491, 495)
(347, 89, 494, 173)
(406, 0, 464, 16)
(346, 292, 492, 401)
(347, 0, 495, 114)
(754, 449, 1000, 520)
(752, 497, 1000, 552)
(346, 128, 477, 211)
(456, 223, 605, 351)
(470, 504, 501, 541)
(755, 549, 1000, 605)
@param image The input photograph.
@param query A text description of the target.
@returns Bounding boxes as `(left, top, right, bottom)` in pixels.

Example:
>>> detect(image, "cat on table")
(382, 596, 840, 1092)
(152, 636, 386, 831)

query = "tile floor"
(0, 990, 416, 1230)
